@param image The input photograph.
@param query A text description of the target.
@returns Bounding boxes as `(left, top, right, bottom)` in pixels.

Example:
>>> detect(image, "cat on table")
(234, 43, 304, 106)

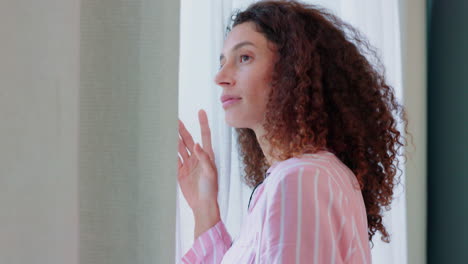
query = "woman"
(178, 1, 410, 263)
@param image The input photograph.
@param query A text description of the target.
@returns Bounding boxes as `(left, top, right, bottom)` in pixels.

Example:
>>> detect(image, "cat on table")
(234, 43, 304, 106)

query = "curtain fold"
(80, 0, 179, 263)
(1, 0, 180, 263)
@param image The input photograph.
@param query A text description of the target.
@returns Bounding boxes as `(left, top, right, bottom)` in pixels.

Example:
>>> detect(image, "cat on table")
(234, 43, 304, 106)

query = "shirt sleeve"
(181, 220, 232, 264)
(258, 166, 346, 264)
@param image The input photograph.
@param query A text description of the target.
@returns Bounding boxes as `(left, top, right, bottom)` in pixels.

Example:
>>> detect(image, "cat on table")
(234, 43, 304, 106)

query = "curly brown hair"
(228, 0, 412, 244)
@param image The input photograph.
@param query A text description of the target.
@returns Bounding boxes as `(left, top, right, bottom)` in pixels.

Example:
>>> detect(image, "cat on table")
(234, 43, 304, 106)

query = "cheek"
(250, 71, 271, 95)
(247, 86, 268, 105)
(248, 87, 270, 115)
(240, 67, 273, 105)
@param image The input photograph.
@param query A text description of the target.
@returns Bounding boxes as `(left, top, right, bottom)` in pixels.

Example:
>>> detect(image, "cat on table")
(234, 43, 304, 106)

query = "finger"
(198, 110, 215, 161)
(178, 156, 182, 169)
(179, 119, 195, 155)
(194, 144, 217, 183)
(193, 143, 210, 166)
(178, 136, 189, 161)
(177, 156, 184, 182)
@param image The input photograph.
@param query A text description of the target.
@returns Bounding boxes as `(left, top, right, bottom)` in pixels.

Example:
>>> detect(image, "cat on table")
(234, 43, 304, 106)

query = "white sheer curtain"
(177, 0, 407, 263)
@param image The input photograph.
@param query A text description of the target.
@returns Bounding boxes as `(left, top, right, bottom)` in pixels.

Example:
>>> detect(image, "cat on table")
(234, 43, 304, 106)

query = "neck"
(252, 124, 324, 167)
(252, 124, 278, 167)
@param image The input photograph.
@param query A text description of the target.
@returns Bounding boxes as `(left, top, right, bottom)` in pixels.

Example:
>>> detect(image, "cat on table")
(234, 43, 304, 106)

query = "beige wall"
(399, 0, 427, 264)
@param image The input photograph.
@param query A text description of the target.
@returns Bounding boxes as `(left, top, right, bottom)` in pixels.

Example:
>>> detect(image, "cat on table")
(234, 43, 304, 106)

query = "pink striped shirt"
(181, 150, 372, 263)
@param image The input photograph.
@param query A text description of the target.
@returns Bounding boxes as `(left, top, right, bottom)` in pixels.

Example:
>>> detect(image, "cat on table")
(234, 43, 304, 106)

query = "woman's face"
(215, 22, 277, 129)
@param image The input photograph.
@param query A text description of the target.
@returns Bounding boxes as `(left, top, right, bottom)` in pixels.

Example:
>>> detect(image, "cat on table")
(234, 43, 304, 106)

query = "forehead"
(220, 22, 271, 56)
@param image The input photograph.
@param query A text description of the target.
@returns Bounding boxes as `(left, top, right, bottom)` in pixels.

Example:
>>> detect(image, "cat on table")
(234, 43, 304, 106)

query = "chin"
(225, 119, 247, 129)
(224, 113, 251, 129)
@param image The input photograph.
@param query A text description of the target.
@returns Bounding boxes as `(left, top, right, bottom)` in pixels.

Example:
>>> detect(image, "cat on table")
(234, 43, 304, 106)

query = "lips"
(220, 95, 242, 103)
(221, 95, 242, 109)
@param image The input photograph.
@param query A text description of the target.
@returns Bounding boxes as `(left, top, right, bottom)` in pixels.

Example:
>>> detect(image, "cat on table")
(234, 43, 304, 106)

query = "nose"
(214, 63, 235, 87)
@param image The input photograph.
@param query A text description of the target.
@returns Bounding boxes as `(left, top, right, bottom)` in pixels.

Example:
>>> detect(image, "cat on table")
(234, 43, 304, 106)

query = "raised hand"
(178, 109, 219, 214)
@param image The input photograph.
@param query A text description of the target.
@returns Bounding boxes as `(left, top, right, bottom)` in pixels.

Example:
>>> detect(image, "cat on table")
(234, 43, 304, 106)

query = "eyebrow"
(219, 41, 256, 62)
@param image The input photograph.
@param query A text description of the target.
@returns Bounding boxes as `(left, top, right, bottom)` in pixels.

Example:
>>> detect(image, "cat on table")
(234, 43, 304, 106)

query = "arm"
(258, 166, 346, 263)
(181, 219, 232, 264)
(178, 112, 231, 263)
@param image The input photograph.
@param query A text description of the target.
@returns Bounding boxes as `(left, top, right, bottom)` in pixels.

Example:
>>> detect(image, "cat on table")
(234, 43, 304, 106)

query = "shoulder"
(268, 151, 335, 181)
(266, 151, 355, 195)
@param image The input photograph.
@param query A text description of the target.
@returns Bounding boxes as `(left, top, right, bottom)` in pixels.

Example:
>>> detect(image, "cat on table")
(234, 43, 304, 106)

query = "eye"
(240, 55, 251, 63)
